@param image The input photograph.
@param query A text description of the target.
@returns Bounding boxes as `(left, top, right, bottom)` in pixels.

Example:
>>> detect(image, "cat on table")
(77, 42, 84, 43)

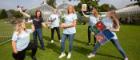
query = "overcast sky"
(0, 0, 137, 10)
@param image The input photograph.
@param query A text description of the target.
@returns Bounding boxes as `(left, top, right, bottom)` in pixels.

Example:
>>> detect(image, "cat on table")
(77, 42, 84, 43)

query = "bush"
(0, 9, 8, 19)
(8, 9, 23, 18)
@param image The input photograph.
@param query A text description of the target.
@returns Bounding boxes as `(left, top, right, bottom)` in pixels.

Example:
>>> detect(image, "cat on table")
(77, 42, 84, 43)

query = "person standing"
(87, 7, 100, 46)
(12, 20, 37, 60)
(18, 7, 46, 50)
(58, 5, 77, 59)
(87, 10, 128, 60)
(48, 9, 61, 43)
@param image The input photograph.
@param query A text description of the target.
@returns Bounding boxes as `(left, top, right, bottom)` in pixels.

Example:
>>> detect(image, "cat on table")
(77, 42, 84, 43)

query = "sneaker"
(67, 52, 71, 59)
(58, 52, 66, 59)
(59, 40, 61, 42)
(124, 57, 128, 60)
(87, 53, 95, 58)
(51, 40, 54, 43)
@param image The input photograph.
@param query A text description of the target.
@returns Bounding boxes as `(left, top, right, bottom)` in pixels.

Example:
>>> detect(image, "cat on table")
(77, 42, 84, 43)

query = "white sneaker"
(51, 40, 54, 43)
(59, 40, 61, 42)
(87, 53, 95, 58)
(67, 52, 71, 59)
(124, 57, 128, 60)
(58, 52, 66, 59)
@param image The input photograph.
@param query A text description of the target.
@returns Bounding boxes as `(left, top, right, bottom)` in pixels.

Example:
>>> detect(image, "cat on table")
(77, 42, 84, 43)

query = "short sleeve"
(73, 14, 77, 20)
(12, 32, 18, 41)
(48, 15, 51, 20)
(40, 17, 44, 23)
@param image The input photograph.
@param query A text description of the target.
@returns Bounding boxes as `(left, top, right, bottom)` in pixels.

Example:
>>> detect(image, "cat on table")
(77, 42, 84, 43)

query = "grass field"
(0, 19, 140, 60)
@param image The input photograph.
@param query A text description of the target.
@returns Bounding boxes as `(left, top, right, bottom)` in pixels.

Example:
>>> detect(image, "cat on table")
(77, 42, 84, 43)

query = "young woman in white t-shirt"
(87, 10, 128, 60)
(88, 7, 100, 46)
(12, 19, 37, 60)
(48, 10, 61, 43)
(58, 5, 77, 59)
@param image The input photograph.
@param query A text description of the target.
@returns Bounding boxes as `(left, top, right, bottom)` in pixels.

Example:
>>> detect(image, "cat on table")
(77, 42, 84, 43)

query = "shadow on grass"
(73, 39, 123, 60)
(96, 52, 123, 60)
(43, 36, 51, 41)
(46, 42, 61, 54)
(74, 39, 87, 45)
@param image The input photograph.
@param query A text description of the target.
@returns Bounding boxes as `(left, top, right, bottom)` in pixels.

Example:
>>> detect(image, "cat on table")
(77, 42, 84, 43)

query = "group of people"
(11, 5, 128, 60)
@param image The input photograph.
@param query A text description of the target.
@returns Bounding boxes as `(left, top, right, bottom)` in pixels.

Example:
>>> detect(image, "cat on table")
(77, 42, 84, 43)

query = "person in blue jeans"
(58, 5, 77, 59)
(87, 10, 128, 60)
(18, 8, 46, 50)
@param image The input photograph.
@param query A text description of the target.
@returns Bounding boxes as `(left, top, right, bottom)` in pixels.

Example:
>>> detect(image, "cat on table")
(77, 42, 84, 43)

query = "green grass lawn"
(0, 19, 140, 60)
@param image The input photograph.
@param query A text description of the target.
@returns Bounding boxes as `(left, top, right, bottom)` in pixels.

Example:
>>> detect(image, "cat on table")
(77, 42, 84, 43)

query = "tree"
(8, 9, 23, 18)
(99, 4, 110, 12)
(110, 5, 117, 10)
(0, 9, 8, 19)
(47, 0, 56, 8)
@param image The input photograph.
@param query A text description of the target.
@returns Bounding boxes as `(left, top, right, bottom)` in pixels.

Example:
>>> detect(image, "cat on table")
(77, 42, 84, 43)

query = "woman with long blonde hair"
(12, 19, 37, 60)
(58, 5, 77, 59)
(87, 10, 128, 60)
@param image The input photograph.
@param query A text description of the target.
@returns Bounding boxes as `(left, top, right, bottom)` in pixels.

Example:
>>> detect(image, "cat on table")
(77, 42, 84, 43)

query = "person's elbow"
(72, 20, 77, 27)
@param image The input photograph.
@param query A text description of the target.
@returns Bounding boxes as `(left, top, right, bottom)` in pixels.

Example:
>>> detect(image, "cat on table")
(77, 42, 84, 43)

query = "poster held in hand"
(89, 21, 114, 45)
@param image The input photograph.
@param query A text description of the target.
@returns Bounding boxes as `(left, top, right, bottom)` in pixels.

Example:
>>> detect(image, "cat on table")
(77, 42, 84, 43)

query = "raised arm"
(18, 7, 31, 18)
(81, 11, 89, 18)
(110, 16, 120, 32)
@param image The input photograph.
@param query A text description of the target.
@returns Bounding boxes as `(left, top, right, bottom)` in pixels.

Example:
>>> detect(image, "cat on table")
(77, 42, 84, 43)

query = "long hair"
(15, 19, 26, 35)
(110, 11, 120, 29)
(35, 9, 42, 18)
(67, 5, 76, 14)
(92, 8, 99, 18)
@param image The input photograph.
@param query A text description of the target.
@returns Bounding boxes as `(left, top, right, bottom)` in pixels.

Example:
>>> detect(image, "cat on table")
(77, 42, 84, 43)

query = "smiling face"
(36, 11, 41, 18)
(106, 11, 112, 18)
(92, 8, 99, 17)
(15, 20, 26, 32)
(67, 5, 75, 14)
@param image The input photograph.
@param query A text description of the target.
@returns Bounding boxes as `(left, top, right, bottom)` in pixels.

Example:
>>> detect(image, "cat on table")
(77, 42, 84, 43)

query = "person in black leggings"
(48, 10, 61, 43)
(87, 8, 100, 46)
(12, 20, 37, 60)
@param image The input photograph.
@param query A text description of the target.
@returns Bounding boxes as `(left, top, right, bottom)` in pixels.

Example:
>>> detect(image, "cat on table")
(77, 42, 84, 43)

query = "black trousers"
(51, 27, 61, 40)
(12, 42, 37, 60)
(88, 26, 96, 44)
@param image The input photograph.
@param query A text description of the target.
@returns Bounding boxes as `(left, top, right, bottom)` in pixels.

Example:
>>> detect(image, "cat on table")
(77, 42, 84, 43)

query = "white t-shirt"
(12, 29, 32, 51)
(63, 13, 77, 34)
(102, 17, 118, 39)
(49, 14, 60, 28)
(88, 15, 99, 26)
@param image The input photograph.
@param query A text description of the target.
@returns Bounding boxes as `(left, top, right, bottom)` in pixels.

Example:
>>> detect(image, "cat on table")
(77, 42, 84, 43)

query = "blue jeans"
(33, 28, 45, 48)
(92, 39, 127, 58)
(61, 34, 75, 52)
